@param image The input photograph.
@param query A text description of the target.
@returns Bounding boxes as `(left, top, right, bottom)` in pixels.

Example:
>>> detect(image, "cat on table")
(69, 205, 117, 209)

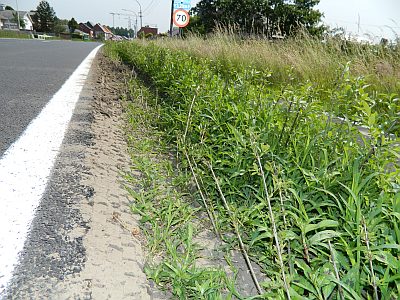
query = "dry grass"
(146, 31, 400, 93)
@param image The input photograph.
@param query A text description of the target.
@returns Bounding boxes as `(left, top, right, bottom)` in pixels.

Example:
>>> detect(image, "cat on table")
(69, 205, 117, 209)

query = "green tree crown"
(189, 0, 325, 37)
(32, 1, 56, 33)
(68, 17, 78, 33)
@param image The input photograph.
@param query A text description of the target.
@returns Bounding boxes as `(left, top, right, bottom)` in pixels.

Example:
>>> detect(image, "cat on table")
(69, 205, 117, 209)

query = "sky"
(3, 0, 400, 40)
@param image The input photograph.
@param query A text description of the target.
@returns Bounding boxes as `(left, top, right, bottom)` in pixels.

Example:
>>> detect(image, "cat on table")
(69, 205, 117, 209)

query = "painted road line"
(0, 45, 102, 293)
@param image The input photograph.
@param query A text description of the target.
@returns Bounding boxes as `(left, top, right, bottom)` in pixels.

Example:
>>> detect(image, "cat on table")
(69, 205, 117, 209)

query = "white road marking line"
(0, 45, 102, 293)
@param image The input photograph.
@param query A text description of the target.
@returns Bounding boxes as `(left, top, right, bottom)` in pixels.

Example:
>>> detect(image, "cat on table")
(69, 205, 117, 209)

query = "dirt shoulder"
(53, 51, 164, 299)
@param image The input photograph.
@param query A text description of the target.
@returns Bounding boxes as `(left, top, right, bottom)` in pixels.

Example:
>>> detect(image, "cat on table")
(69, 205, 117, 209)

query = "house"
(0, 5, 34, 31)
(79, 22, 93, 38)
(0, 15, 6, 28)
(86, 21, 95, 29)
(93, 23, 113, 40)
(103, 25, 113, 38)
(137, 26, 158, 37)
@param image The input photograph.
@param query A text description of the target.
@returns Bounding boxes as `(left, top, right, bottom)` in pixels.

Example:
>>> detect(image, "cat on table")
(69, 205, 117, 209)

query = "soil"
(47, 51, 163, 299)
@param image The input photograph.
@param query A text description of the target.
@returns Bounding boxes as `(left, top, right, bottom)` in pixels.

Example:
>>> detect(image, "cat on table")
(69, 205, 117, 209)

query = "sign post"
(173, 8, 190, 28)
(170, 0, 191, 36)
(174, 0, 191, 10)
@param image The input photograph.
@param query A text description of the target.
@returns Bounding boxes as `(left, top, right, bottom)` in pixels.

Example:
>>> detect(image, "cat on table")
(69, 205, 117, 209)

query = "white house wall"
(23, 14, 33, 30)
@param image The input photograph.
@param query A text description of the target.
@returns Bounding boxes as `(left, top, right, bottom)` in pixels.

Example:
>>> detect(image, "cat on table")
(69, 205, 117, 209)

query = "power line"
(143, 0, 158, 14)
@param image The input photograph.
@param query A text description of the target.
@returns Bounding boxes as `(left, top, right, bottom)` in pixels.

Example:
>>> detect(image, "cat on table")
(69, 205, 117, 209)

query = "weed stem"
(328, 240, 344, 300)
(184, 150, 221, 239)
(208, 162, 263, 295)
(362, 217, 379, 300)
(253, 146, 291, 299)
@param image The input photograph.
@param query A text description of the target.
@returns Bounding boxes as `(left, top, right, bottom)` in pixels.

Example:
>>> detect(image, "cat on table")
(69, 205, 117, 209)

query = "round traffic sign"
(173, 9, 190, 28)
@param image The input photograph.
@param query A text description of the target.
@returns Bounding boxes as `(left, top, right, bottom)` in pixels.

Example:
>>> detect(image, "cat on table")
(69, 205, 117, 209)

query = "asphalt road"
(0, 39, 101, 155)
(0, 39, 101, 297)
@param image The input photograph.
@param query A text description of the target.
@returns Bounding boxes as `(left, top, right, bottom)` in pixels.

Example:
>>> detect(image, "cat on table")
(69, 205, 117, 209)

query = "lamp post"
(15, 0, 20, 30)
(110, 12, 116, 28)
(122, 9, 138, 38)
(132, 0, 142, 29)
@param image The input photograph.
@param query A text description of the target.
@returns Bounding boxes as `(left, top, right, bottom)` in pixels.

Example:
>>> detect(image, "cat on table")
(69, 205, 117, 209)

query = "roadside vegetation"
(0, 30, 31, 39)
(105, 33, 399, 299)
(120, 73, 240, 298)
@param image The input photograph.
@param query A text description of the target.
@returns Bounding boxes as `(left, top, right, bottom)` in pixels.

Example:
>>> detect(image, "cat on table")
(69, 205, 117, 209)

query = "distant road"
(0, 39, 101, 155)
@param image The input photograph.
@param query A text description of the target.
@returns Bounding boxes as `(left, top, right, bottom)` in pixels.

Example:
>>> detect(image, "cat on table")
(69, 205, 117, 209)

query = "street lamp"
(122, 9, 138, 38)
(15, 0, 20, 30)
(132, 0, 143, 29)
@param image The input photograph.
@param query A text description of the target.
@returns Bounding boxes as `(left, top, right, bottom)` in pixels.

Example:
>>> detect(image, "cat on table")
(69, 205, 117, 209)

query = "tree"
(5, 5, 14, 10)
(54, 18, 68, 35)
(109, 26, 134, 38)
(32, 1, 56, 32)
(190, 0, 325, 37)
(67, 17, 78, 33)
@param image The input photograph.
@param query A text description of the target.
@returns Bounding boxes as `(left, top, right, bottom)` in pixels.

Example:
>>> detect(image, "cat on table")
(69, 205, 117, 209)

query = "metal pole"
(110, 13, 115, 28)
(135, 17, 138, 38)
(122, 9, 139, 37)
(169, 0, 174, 37)
(133, 0, 143, 29)
(15, 0, 20, 30)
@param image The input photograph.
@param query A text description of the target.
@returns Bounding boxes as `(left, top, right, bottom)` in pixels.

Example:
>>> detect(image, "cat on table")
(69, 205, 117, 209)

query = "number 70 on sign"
(173, 9, 190, 28)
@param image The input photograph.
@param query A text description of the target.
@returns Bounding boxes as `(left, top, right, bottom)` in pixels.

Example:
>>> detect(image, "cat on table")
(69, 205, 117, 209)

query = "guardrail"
(31, 33, 53, 40)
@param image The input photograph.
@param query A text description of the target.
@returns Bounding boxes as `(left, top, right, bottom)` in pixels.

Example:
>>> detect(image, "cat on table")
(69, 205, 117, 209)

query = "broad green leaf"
(305, 220, 339, 234)
(373, 252, 400, 269)
(309, 230, 341, 245)
(227, 123, 246, 148)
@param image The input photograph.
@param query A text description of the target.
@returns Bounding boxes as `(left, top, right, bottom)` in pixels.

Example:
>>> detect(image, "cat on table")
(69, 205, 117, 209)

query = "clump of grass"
(106, 39, 400, 299)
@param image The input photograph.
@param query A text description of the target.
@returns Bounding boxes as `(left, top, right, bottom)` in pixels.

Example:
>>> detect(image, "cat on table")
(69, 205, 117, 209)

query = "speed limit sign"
(173, 9, 190, 28)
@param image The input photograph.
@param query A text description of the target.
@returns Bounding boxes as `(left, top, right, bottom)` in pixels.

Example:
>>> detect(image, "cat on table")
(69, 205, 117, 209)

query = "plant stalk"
(207, 162, 263, 295)
(328, 240, 344, 300)
(253, 146, 291, 300)
(184, 150, 221, 239)
(183, 87, 200, 143)
(362, 217, 379, 300)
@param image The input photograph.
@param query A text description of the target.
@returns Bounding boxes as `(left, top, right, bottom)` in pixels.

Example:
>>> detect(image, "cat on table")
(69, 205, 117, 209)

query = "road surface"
(0, 39, 101, 155)
(0, 39, 101, 296)
(0, 39, 156, 299)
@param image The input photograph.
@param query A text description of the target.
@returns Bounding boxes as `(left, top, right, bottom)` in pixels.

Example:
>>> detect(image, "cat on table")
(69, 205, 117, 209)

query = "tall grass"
(0, 30, 31, 39)
(105, 35, 400, 299)
(151, 30, 400, 94)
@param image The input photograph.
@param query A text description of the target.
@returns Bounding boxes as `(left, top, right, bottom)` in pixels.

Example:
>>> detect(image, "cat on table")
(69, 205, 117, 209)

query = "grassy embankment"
(0, 30, 31, 39)
(105, 34, 399, 299)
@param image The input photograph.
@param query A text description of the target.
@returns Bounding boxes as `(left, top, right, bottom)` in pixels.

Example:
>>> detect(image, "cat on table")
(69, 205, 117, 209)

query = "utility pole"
(122, 9, 138, 37)
(135, 18, 138, 38)
(111, 11, 137, 38)
(133, 0, 143, 29)
(15, 0, 20, 30)
(110, 12, 116, 28)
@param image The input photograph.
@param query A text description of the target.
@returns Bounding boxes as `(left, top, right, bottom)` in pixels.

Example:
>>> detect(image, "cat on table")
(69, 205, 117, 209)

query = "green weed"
(121, 76, 239, 298)
(106, 37, 400, 299)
